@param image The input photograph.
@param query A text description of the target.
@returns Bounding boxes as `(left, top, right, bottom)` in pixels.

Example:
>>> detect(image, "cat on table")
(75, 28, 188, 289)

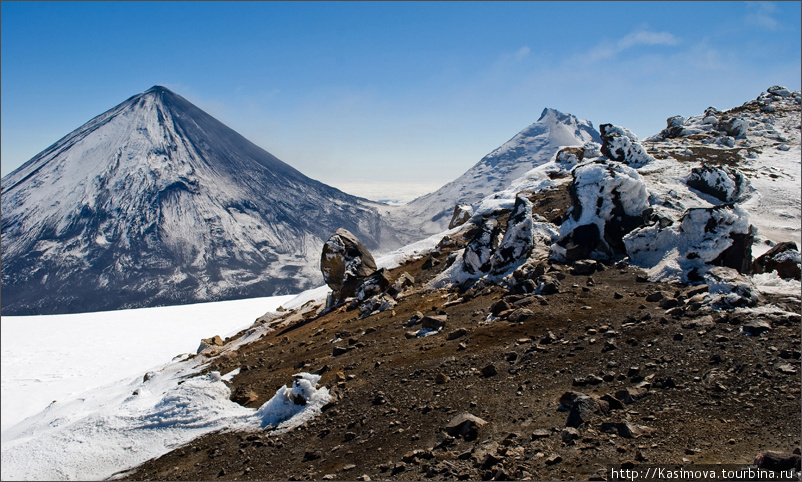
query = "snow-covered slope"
(386, 108, 601, 236)
(1, 86, 403, 315)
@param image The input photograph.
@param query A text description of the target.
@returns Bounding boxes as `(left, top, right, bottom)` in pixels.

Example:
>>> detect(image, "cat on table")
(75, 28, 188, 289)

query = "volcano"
(1, 86, 401, 315)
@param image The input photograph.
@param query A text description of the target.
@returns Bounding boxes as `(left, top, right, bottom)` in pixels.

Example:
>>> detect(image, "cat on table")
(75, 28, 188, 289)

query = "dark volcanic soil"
(120, 241, 801, 481)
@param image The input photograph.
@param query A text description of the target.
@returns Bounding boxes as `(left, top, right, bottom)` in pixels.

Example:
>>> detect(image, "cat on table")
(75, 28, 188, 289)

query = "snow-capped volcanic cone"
(390, 108, 602, 236)
(1, 86, 401, 315)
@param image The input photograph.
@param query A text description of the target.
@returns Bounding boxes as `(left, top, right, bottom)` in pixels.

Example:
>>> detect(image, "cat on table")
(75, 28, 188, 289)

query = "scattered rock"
(566, 395, 606, 428)
(447, 328, 468, 340)
(561, 427, 581, 443)
(422, 315, 448, 331)
(754, 451, 801, 471)
(507, 308, 534, 323)
(601, 422, 654, 439)
(445, 413, 487, 441)
(741, 319, 771, 336)
(752, 241, 801, 280)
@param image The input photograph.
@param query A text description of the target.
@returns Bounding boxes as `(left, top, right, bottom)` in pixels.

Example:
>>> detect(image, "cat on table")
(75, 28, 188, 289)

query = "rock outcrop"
(321, 229, 378, 304)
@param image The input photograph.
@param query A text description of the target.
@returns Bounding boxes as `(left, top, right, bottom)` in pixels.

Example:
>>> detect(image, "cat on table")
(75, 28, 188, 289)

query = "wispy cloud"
(514, 46, 530, 62)
(745, 1, 779, 30)
(580, 28, 679, 64)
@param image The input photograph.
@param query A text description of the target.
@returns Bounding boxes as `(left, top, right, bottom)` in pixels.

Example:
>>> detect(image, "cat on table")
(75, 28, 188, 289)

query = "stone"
(387, 272, 415, 298)
(717, 115, 747, 137)
(332, 346, 350, 356)
(447, 328, 468, 340)
(556, 147, 585, 165)
(422, 314, 447, 331)
(767, 86, 792, 98)
(482, 364, 498, 377)
(566, 395, 605, 428)
(561, 427, 581, 443)
(599, 124, 655, 167)
(355, 268, 392, 301)
(741, 319, 771, 336)
(614, 387, 648, 404)
(571, 260, 600, 275)
(531, 429, 552, 439)
(601, 422, 654, 439)
(435, 373, 450, 384)
(507, 308, 534, 323)
(545, 454, 562, 465)
(537, 275, 561, 295)
(445, 413, 487, 441)
(754, 451, 801, 471)
(752, 241, 801, 279)
(687, 166, 749, 204)
(321, 228, 377, 291)
(303, 449, 324, 461)
(449, 203, 474, 229)
(358, 293, 397, 319)
(645, 292, 664, 302)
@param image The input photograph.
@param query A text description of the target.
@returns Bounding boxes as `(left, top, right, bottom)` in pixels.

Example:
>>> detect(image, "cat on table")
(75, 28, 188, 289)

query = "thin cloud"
(745, 1, 779, 30)
(581, 28, 679, 64)
(514, 46, 531, 62)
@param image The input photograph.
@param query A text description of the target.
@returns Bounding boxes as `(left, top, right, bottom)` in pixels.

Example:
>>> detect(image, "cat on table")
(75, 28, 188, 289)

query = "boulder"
(449, 204, 474, 229)
(445, 413, 487, 441)
(463, 218, 502, 274)
(421, 315, 447, 331)
(387, 272, 415, 298)
(556, 147, 585, 166)
(767, 86, 792, 98)
(358, 293, 397, 319)
(686, 166, 749, 203)
(599, 124, 655, 167)
(754, 451, 801, 471)
(321, 229, 377, 302)
(752, 241, 801, 279)
(717, 116, 747, 137)
(355, 268, 392, 301)
(566, 395, 607, 428)
(554, 161, 651, 261)
(491, 193, 535, 272)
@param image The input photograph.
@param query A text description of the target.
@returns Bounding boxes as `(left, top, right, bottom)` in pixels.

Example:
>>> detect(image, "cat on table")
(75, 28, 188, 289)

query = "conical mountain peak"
(1, 87, 403, 315)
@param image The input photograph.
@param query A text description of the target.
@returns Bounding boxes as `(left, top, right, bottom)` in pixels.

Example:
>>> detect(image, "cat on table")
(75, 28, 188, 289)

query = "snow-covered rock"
(624, 205, 753, 283)
(554, 160, 651, 260)
(600, 124, 656, 167)
(686, 165, 750, 203)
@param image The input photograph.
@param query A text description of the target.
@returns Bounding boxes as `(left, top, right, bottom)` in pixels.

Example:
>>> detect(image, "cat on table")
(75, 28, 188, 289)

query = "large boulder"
(625, 204, 753, 283)
(553, 161, 651, 261)
(321, 228, 377, 301)
(686, 165, 749, 203)
(752, 241, 801, 279)
(599, 124, 655, 167)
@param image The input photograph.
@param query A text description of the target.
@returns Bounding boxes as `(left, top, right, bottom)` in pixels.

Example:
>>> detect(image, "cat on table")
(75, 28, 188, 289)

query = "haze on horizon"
(2, 1, 800, 201)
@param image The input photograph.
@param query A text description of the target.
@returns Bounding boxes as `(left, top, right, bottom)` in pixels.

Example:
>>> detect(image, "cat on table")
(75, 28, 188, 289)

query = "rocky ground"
(121, 88, 801, 481)
(121, 241, 800, 481)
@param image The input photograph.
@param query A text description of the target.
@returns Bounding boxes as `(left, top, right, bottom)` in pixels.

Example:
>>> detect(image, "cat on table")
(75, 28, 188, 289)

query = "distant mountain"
(389, 108, 601, 235)
(1, 86, 402, 315)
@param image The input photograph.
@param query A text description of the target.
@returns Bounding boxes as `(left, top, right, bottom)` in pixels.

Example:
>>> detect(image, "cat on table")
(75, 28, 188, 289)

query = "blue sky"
(2, 1, 800, 199)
